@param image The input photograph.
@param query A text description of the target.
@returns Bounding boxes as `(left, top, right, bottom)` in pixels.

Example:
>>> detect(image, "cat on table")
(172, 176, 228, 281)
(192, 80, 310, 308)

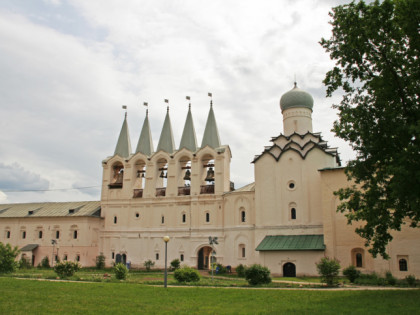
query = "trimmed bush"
(40, 256, 50, 268)
(0, 242, 20, 273)
(343, 265, 361, 283)
(54, 261, 81, 278)
(316, 257, 340, 286)
(144, 260, 155, 271)
(405, 275, 416, 287)
(170, 259, 180, 271)
(385, 271, 397, 286)
(174, 267, 200, 283)
(245, 264, 271, 286)
(235, 264, 248, 277)
(96, 253, 106, 269)
(114, 263, 128, 280)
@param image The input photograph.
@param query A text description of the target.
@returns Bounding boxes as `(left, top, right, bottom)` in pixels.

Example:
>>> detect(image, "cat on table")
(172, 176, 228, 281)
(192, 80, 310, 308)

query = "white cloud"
(0, 0, 355, 202)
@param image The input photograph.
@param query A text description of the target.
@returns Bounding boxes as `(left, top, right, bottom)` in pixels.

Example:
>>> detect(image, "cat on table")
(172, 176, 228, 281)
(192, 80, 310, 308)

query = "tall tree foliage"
(320, 0, 420, 258)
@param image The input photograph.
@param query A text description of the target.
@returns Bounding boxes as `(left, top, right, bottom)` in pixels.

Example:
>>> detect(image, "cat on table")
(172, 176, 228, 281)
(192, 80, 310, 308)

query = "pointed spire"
(156, 104, 175, 153)
(179, 97, 198, 152)
(114, 110, 132, 158)
(135, 107, 154, 156)
(201, 98, 221, 149)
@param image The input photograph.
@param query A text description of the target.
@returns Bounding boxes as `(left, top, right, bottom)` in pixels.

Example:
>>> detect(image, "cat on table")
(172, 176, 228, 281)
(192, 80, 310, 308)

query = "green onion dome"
(280, 83, 314, 112)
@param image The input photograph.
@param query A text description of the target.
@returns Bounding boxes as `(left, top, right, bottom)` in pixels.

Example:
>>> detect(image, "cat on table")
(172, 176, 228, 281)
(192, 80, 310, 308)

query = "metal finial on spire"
(186, 96, 191, 109)
(122, 105, 128, 117)
(294, 74, 297, 88)
(208, 92, 213, 107)
(164, 99, 169, 111)
(143, 102, 148, 116)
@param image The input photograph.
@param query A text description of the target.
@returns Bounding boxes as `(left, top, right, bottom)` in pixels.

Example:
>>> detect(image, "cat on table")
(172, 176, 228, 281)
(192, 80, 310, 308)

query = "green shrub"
(174, 267, 200, 283)
(245, 264, 271, 286)
(216, 263, 227, 275)
(235, 264, 248, 277)
(114, 263, 128, 280)
(54, 261, 81, 278)
(405, 275, 416, 287)
(18, 257, 32, 269)
(40, 256, 50, 268)
(316, 257, 340, 286)
(355, 272, 388, 286)
(170, 259, 180, 271)
(385, 271, 397, 286)
(144, 259, 155, 271)
(96, 253, 106, 269)
(342, 265, 361, 283)
(0, 242, 20, 273)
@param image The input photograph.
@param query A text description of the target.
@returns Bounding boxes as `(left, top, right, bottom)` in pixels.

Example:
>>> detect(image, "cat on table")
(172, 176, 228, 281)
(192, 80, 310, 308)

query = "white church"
(1, 84, 418, 277)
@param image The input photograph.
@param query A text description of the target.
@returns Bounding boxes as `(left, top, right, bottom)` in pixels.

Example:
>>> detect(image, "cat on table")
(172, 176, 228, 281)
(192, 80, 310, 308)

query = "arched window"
(351, 248, 364, 268)
(182, 213, 186, 223)
(356, 253, 363, 268)
(156, 158, 168, 197)
(238, 244, 246, 258)
(133, 159, 146, 198)
(201, 155, 215, 194)
(241, 210, 246, 223)
(399, 259, 408, 271)
(178, 157, 192, 196)
(6, 230, 10, 238)
(291, 208, 296, 220)
(109, 162, 124, 189)
(180, 254, 184, 262)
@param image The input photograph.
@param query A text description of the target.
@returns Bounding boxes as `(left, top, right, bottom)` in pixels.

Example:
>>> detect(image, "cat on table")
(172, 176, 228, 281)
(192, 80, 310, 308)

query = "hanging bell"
(136, 170, 141, 178)
(159, 170, 167, 178)
(205, 167, 215, 182)
(183, 169, 191, 181)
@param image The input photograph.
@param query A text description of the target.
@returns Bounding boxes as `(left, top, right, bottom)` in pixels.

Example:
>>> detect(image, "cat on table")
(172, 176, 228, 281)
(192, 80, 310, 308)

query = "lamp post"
(51, 240, 57, 267)
(163, 236, 170, 288)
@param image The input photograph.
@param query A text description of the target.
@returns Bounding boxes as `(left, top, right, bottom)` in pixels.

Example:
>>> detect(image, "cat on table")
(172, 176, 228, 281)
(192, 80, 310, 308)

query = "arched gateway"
(283, 262, 296, 277)
(197, 246, 213, 270)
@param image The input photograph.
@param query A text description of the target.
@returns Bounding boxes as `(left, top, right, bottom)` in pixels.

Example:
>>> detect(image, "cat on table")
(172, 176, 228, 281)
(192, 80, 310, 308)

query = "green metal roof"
(201, 104, 221, 149)
(179, 105, 198, 152)
(114, 114, 132, 158)
(256, 235, 325, 251)
(136, 111, 154, 156)
(156, 108, 175, 153)
(0, 201, 101, 218)
(20, 244, 39, 251)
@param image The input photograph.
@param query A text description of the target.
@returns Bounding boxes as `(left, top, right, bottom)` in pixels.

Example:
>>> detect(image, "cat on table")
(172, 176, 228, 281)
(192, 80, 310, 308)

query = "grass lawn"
(0, 278, 419, 314)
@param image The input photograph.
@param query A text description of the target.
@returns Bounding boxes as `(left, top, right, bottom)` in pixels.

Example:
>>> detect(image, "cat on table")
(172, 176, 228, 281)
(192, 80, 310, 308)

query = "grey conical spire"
(156, 107, 175, 153)
(179, 104, 198, 152)
(114, 113, 132, 158)
(201, 102, 221, 148)
(135, 109, 154, 156)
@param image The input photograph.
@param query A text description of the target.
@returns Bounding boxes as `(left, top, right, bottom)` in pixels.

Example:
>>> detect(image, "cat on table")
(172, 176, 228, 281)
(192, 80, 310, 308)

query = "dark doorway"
(197, 246, 212, 270)
(283, 262, 296, 277)
(116, 254, 121, 264)
(32, 255, 35, 267)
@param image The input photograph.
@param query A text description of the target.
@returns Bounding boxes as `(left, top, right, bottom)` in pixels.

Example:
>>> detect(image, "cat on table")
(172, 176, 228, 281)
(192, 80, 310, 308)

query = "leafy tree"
(96, 253, 106, 270)
(54, 261, 81, 278)
(320, 0, 420, 258)
(0, 242, 20, 273)
(174, 267, 200, 283)
(244, 264, 271, 286)
(143, 259, 155, 271)
(316, 257, 341, 287)
(40, 256, 50, 268)
(170, 258, 180, 271)
(114, 263, 128, 280)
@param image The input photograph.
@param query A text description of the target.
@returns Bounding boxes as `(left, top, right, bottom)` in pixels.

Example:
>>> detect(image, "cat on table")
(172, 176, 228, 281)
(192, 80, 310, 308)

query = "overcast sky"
(0, 0, 354, 204)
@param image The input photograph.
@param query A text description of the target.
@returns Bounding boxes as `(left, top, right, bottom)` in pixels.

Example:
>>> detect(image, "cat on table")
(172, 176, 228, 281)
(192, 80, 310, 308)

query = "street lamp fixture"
(163, 236, 170, 288)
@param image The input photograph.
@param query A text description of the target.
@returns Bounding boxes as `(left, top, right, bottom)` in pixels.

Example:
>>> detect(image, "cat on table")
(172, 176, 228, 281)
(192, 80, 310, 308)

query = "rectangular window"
(55, 255, 58, 262)
(39, 231, 43, 239)
(64, 255, 68, 261)
(242, 247, 246, 258)
(182, 213, 186, 223)
(206, 212, 210, 222)
(156, 253, 159, 260)
(73, 230, 78, 239)
(76, 255, 80, 262)
(22, 231, 26, 239)
(6, 231, 10, 238)
(112, 252, 115, 259)
(180, 254, 184, 262)
(161, 216, 164, 224)
(56, 230, 60, 239)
